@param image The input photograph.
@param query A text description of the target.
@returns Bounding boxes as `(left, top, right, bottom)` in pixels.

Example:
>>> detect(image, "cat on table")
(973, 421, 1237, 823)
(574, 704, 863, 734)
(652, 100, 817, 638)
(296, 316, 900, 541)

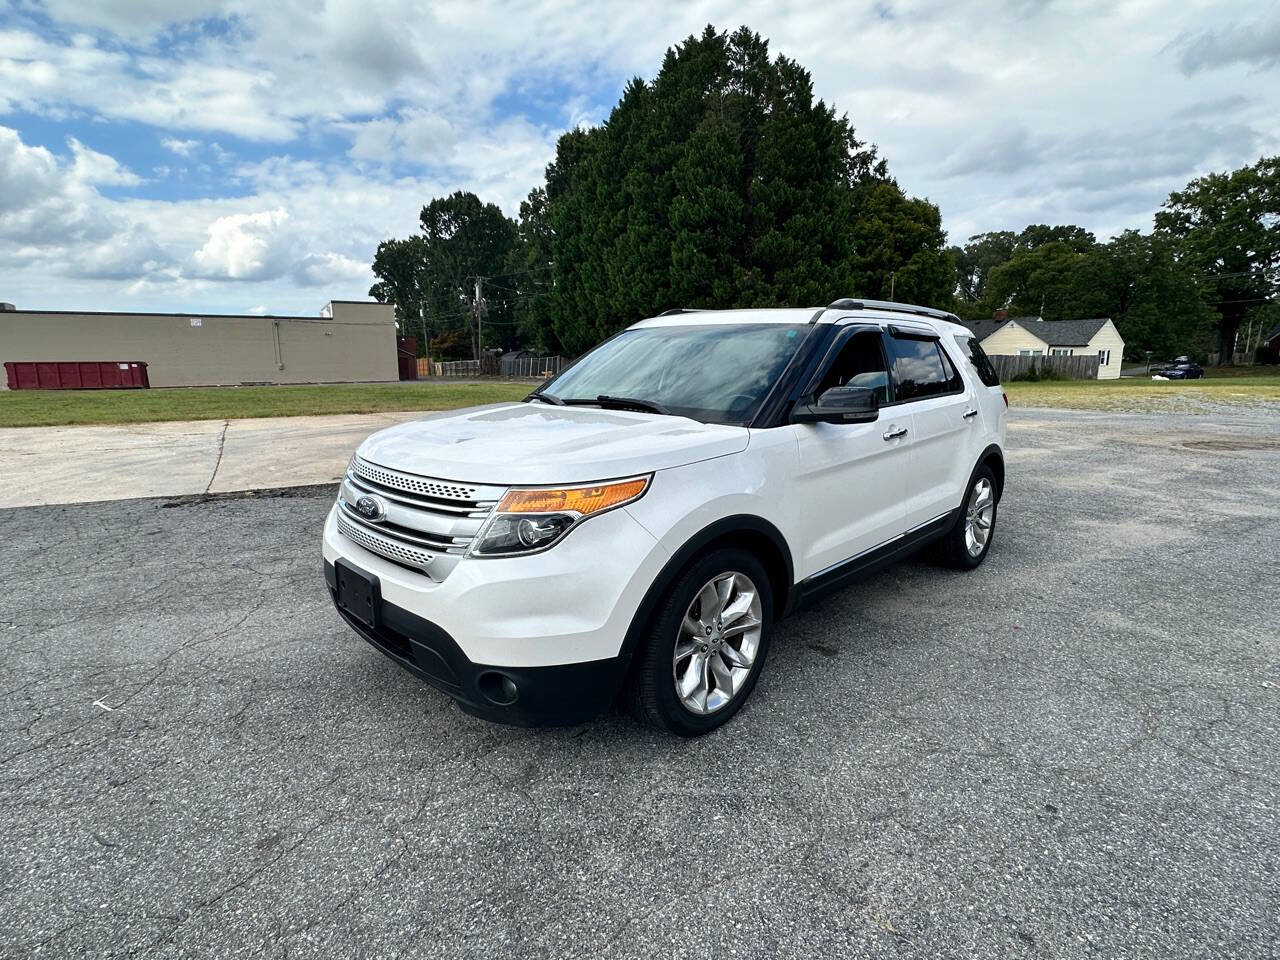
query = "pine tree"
(536, 24, 953, 354)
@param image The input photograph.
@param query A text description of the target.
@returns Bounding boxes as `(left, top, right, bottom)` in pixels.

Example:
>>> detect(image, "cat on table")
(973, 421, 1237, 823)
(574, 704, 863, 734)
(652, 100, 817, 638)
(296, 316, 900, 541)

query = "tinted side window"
(886, 337, 960, 401)
(815, 331, 891, 404)
(953, 335, 1001, 387)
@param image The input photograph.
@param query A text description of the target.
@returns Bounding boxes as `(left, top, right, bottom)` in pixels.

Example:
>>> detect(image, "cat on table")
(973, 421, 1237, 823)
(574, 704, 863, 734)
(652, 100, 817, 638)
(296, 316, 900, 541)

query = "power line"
(1194, 269, 1277, 280)
(482, 264, 555, 282)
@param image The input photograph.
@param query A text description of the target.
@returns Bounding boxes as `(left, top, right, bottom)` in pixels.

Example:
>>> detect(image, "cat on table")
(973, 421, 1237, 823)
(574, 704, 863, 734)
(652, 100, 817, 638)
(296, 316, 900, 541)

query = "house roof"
(960, 318, 1015, 342)
(1264, 321, 1280, 345)
(962, 316, 1113, 347)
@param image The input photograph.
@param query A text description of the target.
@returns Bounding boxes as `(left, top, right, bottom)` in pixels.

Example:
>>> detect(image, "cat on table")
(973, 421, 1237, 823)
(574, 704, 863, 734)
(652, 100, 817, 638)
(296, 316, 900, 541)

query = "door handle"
(882, 426, 908, 441)
(962, 408, 979, 420)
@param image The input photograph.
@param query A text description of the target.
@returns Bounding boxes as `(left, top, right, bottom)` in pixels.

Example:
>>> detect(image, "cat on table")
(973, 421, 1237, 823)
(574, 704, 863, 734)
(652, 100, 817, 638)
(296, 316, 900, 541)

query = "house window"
(1018, 349, 1044, 357)
(1098, 349, 1110, 366)
(1050, 348, 1074, 356)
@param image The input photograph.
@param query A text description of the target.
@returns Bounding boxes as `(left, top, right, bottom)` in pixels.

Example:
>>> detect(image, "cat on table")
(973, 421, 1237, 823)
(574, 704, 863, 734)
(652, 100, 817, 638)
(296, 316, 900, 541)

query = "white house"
(963, 313, 1125, 380)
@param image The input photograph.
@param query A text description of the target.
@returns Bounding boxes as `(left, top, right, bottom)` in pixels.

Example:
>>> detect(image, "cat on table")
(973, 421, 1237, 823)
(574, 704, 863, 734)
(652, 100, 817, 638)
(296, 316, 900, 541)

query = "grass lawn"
(0, 381, 534, 428)
(1005, 369, 1280, 412)
(7, 370, 1280, 426)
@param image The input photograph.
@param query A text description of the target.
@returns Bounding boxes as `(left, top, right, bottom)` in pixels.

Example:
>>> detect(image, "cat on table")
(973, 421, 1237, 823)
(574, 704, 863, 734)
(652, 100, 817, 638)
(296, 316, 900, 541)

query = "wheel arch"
(976, 443, 1005, 501)
(618, 515, 794, 669)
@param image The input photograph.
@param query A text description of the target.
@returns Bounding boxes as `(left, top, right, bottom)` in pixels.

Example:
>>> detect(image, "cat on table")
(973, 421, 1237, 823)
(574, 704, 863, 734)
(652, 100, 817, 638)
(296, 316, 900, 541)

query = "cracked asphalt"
(1, 408, 1277, 959)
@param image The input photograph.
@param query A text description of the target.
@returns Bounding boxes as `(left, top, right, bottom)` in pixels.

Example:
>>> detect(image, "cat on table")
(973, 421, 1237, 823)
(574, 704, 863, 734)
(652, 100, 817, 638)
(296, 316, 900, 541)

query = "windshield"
(537, 323, 808, 425)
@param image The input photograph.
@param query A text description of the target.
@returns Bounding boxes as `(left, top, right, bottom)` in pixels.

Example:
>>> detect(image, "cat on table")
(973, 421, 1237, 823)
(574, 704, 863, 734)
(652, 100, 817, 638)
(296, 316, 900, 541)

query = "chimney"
(993, 308, 1008, 322)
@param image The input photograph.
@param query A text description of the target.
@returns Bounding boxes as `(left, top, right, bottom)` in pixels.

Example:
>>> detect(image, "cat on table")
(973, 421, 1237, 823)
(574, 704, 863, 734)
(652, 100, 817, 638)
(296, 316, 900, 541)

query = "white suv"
(323, 299, 1007, 735)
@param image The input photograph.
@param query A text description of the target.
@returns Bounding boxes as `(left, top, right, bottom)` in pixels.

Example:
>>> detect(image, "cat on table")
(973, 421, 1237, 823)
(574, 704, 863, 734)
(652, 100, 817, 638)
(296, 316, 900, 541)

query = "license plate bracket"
(334, 559, 380, 629)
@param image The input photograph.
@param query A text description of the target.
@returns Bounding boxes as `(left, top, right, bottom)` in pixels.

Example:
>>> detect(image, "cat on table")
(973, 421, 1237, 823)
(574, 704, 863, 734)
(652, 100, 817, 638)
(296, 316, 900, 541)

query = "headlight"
(468, 476, 650, 557)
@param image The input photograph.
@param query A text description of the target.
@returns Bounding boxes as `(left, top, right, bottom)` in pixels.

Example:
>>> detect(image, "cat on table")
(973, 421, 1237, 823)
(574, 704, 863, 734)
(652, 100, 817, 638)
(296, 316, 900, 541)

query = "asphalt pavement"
(1, 408, 1277, 958)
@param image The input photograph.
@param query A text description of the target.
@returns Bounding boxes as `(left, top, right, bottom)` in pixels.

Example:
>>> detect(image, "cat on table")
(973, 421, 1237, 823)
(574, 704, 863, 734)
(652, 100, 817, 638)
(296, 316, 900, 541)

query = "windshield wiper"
(593, 395, 671, 415)
(556, 395, 672, 415)
(525, 389, 564, 405)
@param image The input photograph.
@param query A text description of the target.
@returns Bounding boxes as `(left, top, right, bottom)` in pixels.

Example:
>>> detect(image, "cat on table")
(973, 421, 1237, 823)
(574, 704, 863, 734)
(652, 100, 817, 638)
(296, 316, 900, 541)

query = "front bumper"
(325, 561, 628, 725)
(322, 500, 669, 725)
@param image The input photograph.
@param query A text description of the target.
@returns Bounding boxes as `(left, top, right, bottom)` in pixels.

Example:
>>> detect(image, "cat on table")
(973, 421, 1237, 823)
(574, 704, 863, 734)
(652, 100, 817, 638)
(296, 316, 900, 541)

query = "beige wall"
(980, 318, 1126, 380)
(1081, 320, 1125, 380)
(0, 300, 397, 388)
(979, 321, 1050, 356)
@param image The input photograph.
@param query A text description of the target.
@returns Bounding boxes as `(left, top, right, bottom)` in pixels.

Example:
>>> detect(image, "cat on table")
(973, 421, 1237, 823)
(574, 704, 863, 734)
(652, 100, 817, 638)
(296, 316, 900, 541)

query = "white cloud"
(1, 0, 1278, 314)
(189, 207, 294, 281)
(35, 0, 230, 39)
(68, 137, 141, 185)
(291, 252, 370, 287)
(345, 110, 456, 166)
(1171, 14, 1280, 75)
(162, 137, 200, 156)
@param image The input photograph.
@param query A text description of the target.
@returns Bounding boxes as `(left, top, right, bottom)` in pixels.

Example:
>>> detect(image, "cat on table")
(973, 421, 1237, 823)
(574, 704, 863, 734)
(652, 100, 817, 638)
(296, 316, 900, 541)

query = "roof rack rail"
(825, 298, 960, 323)
(658, 307, 705, 316)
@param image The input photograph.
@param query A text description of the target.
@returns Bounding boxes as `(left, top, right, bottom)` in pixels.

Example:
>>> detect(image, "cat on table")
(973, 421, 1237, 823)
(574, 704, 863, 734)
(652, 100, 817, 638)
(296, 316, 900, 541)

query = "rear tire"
(628, 547, 773, 736)
(937, 465, 998, 570)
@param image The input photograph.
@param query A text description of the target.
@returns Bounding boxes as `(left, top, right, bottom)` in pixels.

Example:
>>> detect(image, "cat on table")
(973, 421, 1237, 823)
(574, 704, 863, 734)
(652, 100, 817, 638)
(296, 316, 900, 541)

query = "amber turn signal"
(496, 476, 650, 516)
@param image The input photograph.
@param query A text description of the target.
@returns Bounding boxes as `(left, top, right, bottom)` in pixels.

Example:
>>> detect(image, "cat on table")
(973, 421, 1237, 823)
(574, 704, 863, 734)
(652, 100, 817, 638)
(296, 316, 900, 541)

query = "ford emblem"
(354, 494, 387, 522)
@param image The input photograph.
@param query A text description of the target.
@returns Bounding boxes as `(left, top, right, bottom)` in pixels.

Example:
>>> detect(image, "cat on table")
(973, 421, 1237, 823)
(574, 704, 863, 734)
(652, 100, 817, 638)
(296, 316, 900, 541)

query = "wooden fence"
(500, 355, 567, 378)
(989, 354, 1099, 381)
(417, 355, 568, 378)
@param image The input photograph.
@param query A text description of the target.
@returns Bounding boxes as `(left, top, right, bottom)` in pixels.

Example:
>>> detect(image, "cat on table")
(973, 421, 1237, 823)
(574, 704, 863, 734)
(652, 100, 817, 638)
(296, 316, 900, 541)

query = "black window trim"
(749, 322, 836, 428)
(878, 329, 967, 408)
(794, 323, 893, 408)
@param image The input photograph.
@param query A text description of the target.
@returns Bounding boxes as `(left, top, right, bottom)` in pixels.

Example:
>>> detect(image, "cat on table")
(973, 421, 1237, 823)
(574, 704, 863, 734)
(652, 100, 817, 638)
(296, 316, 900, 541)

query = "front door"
(791, 326, 911, 579)
(882, 329, 975, 528)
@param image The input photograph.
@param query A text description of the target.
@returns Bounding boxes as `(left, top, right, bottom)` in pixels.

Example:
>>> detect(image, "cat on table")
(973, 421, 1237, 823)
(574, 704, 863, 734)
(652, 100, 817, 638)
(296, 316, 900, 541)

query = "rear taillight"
(1002, 391, 1009, 408)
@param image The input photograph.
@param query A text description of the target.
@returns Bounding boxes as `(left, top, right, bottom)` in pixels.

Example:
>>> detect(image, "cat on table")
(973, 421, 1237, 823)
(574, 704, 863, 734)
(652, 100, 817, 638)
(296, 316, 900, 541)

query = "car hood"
(356, 402, 749, 486)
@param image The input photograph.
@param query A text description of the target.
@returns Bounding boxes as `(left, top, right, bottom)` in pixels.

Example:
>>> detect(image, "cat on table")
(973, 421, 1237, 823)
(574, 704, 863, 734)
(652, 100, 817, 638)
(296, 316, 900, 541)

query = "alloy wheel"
(964, 477, 995, 557)
(672, 571, 762, 715)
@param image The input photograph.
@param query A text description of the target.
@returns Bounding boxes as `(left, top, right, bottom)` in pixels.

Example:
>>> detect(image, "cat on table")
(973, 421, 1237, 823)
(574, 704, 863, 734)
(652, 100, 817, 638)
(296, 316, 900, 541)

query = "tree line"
(371, 25, 1280, 366)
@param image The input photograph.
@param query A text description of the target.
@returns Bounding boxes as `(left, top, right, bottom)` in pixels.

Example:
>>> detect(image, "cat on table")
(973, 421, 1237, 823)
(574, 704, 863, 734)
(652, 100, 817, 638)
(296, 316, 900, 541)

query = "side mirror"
(791, 385, 879, 425)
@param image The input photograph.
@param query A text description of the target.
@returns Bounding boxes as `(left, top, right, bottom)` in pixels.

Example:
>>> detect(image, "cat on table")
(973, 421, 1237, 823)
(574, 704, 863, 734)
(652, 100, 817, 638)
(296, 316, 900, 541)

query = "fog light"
(477, 671, 519, 706)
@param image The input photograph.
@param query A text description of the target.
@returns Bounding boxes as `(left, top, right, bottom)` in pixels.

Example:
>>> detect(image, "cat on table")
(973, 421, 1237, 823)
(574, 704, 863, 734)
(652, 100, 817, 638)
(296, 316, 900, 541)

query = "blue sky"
(1, 0, 1277, 316)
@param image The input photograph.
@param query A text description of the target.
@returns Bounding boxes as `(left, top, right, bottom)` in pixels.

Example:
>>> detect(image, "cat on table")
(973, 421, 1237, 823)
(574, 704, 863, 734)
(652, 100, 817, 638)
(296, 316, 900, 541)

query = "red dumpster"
(4, 361, 150, 390)
(396, 337, 418, 381)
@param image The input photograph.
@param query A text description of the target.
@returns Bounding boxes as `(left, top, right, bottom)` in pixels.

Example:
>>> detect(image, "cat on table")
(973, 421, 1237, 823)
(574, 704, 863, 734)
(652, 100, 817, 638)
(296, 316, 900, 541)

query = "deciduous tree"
(1155, 157, 1280, 365)
(369, 191, 519, 360)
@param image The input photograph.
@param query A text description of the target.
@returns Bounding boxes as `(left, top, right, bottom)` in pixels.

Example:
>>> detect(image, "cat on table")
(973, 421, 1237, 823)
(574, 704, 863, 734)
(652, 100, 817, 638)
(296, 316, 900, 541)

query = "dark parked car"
(1161, 357, 1204, 380)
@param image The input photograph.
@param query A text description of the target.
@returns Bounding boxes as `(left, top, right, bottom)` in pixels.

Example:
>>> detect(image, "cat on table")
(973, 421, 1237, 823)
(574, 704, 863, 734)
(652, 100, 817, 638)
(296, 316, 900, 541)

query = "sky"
(0, 0, 1277, 316)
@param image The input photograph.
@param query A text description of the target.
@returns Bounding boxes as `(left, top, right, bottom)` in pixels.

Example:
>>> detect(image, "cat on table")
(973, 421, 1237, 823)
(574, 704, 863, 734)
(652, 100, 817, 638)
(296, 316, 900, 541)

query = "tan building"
(0, 300, 398, 388)
(964, 314, 1125, 380)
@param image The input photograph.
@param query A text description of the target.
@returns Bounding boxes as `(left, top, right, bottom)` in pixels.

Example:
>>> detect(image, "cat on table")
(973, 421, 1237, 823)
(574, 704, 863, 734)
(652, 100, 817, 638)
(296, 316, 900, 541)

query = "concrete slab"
(207, 412, 421, 494)
(0, 412, 422, 508)
(0, 420, 225, 507)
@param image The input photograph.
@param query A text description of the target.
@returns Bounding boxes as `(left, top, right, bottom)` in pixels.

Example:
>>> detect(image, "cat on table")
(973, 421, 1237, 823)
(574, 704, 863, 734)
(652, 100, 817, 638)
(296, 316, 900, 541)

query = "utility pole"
(473, 276, 484, 364)
(420, 303, 429, 377)
(889, 271, 896, 299)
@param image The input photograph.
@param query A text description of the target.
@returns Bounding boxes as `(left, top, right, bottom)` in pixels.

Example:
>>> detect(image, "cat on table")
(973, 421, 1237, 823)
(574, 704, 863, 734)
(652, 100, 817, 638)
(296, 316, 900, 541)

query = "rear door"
(790, 325, 911, 578)
(882, 327, 975, 529)
(951, 332, 1008, 441)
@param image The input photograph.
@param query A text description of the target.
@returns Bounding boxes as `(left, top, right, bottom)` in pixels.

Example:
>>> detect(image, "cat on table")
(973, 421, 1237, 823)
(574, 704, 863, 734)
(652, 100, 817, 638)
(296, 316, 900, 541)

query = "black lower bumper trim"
(325, 561, 627, 726)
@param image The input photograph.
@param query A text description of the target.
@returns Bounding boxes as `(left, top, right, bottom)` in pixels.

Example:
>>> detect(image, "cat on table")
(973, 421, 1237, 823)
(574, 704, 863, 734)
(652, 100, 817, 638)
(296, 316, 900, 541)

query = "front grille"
(350, 458, 479, 502)
(337, 514, 439, 570)
(335, 458, 505, 579)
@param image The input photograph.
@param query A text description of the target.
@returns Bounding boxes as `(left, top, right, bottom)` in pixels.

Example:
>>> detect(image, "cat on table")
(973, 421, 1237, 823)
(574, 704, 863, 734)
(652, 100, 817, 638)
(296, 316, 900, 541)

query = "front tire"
(628, 547, 774, 736)
(938, 465, 998, 569)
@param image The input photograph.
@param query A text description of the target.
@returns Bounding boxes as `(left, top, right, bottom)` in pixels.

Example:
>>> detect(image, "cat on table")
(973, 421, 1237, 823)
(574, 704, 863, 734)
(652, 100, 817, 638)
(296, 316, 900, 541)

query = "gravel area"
(1, 408, 1277, 958)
